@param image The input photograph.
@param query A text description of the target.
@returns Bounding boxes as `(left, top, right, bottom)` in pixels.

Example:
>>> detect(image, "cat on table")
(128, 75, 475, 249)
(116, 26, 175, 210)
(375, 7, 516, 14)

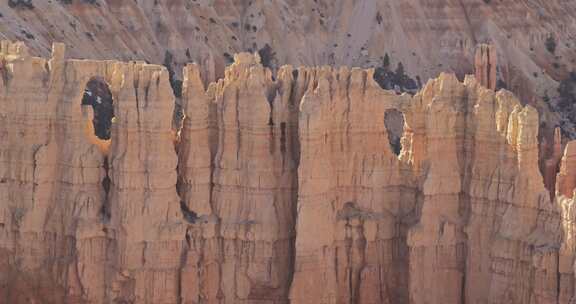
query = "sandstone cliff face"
(177, 53, 299, 303)
(557, 142, 576, 304)
(0, 41, 187, 303)
(290, 67, 567, 304)
(0, 41, 575, 304)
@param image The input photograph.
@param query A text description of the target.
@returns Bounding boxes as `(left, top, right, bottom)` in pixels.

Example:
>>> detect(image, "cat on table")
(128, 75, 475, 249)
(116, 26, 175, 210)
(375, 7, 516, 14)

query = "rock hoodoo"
(475, 44, 498, 90)
(0, 41, 574, 304)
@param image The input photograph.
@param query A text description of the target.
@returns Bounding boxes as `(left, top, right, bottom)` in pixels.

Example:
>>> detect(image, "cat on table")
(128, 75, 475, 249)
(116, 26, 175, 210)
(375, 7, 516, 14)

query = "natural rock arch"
(384, 109, 405, 155)
(81, 77, 114, 141)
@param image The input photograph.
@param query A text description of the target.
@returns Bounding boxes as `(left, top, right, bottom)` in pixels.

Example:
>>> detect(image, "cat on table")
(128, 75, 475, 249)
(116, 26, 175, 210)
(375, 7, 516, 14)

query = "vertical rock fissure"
(174, 117, 199, 224)
(235, 88, 241, 162)
(485, 48, 492, 92)
(172, 70, 189, 301)
(269, 97, 276, 155)
(100, 156, 111, 222)
(539, 127, 563, 201)
(285, 73, 302, 302)
(280, 122, 287, 154)
(31, 144, 43, 207)
(458, 91, 475, 304)
(556, 250, 561, 303)
(285, 124, 300, 302)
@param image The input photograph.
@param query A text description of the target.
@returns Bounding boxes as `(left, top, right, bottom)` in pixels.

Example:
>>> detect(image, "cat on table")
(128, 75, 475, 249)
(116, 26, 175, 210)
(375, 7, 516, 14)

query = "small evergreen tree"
(545, 36, 557, 54)
(382, 53, 390, 70)
(395, 62, 405, 87)
(395, 62, 404, 77)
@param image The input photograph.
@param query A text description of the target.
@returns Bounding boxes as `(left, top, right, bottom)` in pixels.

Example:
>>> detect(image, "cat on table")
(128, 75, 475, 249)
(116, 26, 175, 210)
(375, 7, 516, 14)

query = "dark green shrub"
(258, 44, 276, 69)
(373, 55, 419, 94)
(8, 0, 34, 9)
(546, 36, 557, 54)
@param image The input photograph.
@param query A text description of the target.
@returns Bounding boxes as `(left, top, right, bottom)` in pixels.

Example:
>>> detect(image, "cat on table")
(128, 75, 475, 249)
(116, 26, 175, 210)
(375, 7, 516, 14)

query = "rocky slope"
(0, 40, 575, 304)
(1, 0, 576, 137)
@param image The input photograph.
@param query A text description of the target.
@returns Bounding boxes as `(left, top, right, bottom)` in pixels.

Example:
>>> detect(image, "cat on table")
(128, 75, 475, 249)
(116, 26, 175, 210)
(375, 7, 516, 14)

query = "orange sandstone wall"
(0, 41, 574, 304)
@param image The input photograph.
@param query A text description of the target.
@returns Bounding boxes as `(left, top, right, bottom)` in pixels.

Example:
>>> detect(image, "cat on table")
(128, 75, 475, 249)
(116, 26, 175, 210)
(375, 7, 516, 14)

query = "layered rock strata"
(177, 53, 299, 303)
(0, 41, 186, 304)
(0, 41, 575, 304)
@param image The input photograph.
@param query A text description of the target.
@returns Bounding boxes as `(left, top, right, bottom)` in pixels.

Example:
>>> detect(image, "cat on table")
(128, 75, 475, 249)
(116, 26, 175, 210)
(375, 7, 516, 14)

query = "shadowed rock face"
(0, 41, 575, 304)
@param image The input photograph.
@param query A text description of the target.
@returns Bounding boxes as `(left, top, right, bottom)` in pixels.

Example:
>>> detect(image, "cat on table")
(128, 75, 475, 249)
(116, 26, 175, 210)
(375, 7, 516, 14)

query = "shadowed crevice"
(82, 78, 114, 140)
(384, 109, 405, 155)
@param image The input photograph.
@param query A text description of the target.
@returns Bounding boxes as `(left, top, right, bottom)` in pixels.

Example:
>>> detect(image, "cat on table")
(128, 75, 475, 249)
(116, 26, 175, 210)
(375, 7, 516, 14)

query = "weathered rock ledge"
(0, 41, 574, 304)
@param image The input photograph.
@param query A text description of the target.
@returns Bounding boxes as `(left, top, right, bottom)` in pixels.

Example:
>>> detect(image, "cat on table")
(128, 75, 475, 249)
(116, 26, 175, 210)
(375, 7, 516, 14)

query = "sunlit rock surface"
(0, 41, 574, 304)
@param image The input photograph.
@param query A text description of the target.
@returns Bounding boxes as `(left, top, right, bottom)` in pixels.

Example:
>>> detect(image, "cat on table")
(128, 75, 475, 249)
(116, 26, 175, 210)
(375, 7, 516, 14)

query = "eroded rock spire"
(475, 44, 498, 90)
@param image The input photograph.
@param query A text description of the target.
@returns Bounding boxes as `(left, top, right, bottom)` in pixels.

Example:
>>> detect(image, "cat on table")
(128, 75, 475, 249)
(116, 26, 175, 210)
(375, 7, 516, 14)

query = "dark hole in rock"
(337, 201, 364, 220)
(223, 52, 234, 65)
(258, 44, 276, 69)
(82, 78, 114, 140)
(384, 109, 405, 155)
(180, 201, 198, 223)
(292, 69, 299, 80)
